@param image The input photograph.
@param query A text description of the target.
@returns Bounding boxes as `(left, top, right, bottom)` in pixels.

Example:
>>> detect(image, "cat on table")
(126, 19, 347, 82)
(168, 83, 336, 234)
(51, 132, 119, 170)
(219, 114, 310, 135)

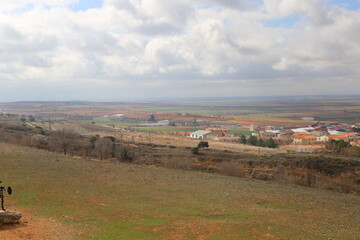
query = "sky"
(0, 0, 360, 102)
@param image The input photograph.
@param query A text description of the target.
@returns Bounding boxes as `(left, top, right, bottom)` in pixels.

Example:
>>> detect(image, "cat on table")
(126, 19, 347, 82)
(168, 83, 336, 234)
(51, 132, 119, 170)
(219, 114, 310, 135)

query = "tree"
(115, 146, 134, 163)
(191, 141, 209, 155)
(191, 147, 199, 155)
(266, 138, 277, 148)
(352, 127, 360, 133)
(248, 136, 257, 146)
(29, 115, 35, 122)
(326, 139, 350, 153)
(198, 141, 209, 148)
(149, 114, 156, 122)
(257, 138, 265, 147)
(31, 134, 48, 149)
(89, 135, 99, 149)
(104, 136, 116, 157)
(95, 138, 113, 160)
(50, 129, 78, 155)
(240, 135, 247, 144)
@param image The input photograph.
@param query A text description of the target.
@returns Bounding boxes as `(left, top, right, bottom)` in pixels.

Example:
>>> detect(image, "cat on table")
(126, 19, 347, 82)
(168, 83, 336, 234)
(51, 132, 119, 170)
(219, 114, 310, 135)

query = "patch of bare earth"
(0, 208, 76, 240)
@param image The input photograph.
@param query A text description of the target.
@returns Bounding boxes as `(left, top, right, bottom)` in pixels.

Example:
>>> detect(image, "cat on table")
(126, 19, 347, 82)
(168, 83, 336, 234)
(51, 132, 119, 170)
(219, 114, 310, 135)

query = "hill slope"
(0, 143, 359, 239)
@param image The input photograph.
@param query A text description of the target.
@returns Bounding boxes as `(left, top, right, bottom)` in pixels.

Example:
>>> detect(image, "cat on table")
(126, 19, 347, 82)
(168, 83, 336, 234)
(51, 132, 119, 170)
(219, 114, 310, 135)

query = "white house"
(190, 130, 218, 140)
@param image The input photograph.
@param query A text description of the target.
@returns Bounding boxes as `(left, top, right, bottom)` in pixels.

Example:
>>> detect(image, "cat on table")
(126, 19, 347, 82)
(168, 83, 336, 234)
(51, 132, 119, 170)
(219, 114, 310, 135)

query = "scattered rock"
(0, 210, 22, 224)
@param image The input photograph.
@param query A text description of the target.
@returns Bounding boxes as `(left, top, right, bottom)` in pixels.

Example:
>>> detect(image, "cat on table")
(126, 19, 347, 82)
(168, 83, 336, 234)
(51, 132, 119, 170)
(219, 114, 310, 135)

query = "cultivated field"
(1, 96, 359, 127)
(1, 143, 360, 239)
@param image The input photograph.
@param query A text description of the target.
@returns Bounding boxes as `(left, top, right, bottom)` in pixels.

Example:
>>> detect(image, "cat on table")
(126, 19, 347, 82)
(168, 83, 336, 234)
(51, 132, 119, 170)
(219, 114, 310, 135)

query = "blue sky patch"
(261, 15, 300, 28)
(328, 0, 360, 10)
(70, 0, 103, 11)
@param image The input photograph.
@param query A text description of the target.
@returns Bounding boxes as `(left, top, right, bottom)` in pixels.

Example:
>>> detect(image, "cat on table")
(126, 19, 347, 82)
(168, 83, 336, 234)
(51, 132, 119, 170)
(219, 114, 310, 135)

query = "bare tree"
(95, 138, 113, 160)
(49, 129, 78, 155)
(31, 134, 48, 149)
(115, 145, 134, 163)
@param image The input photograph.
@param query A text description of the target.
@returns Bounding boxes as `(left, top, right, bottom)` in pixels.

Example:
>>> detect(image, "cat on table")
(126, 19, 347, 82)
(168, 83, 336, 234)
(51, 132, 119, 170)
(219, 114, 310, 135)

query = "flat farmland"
(1, 96, 360, 126)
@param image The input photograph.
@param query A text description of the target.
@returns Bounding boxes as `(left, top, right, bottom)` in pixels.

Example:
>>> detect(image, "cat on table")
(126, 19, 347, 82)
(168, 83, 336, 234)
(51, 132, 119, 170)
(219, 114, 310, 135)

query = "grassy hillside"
(0, 143, 359, 239)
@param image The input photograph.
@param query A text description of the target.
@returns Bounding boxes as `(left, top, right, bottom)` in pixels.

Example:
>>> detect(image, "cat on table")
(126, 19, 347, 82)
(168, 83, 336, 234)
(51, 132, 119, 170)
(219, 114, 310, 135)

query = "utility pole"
(48, 119, 52, 133)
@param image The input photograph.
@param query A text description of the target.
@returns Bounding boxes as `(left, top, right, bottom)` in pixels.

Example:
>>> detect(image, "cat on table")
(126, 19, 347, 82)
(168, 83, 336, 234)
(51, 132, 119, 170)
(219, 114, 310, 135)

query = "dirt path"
(0, 208, 75, 240)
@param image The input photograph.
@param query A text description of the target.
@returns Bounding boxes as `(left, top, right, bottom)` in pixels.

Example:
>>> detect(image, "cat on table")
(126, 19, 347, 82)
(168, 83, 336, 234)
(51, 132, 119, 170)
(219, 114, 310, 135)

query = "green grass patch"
(79, 120, 138, 126)
(1, 143, 360, 239)
(136, 127, 202, 133)
(230, 130, 259, 136)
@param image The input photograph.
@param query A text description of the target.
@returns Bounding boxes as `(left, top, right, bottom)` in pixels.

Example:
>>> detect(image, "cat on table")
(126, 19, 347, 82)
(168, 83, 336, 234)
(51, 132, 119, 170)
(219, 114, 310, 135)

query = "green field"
(136, 127, 202, 133)
(230, 130, 259, 136)
(1, 143, 360, 239)
(79, 120, 138, 126)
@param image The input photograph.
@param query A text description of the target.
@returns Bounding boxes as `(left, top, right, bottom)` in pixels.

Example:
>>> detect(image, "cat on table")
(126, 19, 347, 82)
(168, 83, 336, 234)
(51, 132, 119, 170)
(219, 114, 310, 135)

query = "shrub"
(191, 147, 199, 155)
(165, 158, 193, 170)
(218, 161, 244, 177)
(115, 146, 134, 163)
(198, 141, 209, 148)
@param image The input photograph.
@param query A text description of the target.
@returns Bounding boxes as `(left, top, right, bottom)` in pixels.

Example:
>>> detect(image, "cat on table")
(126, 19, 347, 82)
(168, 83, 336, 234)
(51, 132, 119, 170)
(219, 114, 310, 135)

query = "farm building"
(293, 135, 318, 145)
(190, 130, 218, 140)
(280, 144, 324, 153)
(205, 128, 230, 136)
(218, 137, 240, 143)
(302, 117, 315, 121)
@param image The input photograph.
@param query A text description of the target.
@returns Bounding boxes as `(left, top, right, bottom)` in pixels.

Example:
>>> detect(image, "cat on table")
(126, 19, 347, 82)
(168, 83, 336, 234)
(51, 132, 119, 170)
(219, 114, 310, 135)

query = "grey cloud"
(134, 22, 181, 35)
(0, 24, 24, 40)
(0, 0, 359, 101)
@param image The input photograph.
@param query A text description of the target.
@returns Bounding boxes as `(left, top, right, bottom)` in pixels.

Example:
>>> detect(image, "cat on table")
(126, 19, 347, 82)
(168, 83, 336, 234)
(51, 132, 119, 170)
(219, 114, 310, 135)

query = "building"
(291, 127, 315, 133)
(205, 128, 230, 136)
(293, 135, 318, 145)
(280, 144, 324, 153)
(218, 137, 239, 143)
(302, 117, 315, 121)
(139, 120, 169, 127)
(190, 130, 218, 140)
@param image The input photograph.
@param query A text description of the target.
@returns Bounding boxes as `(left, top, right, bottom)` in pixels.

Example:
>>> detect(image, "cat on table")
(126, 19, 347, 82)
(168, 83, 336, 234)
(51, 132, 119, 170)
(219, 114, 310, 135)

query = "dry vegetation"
(1, 143, 360, 239)
(0, 116, 359, 194)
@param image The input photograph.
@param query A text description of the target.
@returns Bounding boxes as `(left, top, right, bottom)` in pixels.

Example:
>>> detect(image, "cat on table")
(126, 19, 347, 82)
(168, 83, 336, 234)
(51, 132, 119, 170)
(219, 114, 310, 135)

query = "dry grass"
(1, 142, 360, 239)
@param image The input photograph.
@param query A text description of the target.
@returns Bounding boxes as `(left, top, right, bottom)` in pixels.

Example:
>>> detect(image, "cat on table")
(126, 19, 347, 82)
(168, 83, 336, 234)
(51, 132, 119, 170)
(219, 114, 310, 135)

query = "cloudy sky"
(0, 0, 359, 101)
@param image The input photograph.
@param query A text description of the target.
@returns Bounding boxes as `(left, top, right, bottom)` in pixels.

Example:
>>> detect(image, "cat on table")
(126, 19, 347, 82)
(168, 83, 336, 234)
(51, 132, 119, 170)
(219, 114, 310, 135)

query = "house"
(293, 135, 318, 145)
(280, 144, 324, 153)
(324, 133, 357, 142)
(218, 137, 239, 143)
(205, 128, 230, 136)
(259, 131, 277, 139)
(190, 130, 218, 140)
(291, 127, 315, 133)
(302, 117, 315, 121)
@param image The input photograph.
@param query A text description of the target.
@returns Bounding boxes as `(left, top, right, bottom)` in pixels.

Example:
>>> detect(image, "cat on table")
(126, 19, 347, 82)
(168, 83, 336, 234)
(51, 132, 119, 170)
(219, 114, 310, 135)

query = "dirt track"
(0, 208, 75, 240)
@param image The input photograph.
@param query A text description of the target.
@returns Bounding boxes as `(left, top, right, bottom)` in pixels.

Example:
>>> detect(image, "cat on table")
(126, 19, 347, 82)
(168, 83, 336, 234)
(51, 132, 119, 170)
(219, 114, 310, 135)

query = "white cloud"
(0, 0, 360, 101)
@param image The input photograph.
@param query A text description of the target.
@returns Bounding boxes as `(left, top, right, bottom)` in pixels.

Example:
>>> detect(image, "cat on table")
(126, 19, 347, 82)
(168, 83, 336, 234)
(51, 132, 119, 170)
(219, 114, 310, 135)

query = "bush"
(218, 161, 244, 177)
(198, 141, 209, 148)
(191, 147, 199, 155)
(165, 158, 193, 170)
(115, 146, 134, 163)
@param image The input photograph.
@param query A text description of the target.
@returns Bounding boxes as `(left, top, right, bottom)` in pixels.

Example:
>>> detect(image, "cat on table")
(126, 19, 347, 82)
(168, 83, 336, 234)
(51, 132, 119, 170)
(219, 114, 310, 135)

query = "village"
(176, 122, 360, 153)
(81, 111, 360, 154)
(189, 123, 360, 152)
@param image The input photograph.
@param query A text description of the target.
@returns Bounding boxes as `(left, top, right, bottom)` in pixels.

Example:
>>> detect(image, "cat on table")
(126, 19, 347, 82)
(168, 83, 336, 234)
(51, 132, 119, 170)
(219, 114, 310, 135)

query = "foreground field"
(0, 143, 359, 239)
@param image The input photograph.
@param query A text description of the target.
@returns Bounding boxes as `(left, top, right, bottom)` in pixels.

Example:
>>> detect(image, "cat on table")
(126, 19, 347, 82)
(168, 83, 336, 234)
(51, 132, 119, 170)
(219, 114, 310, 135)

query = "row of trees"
(240, 135, 277, 148)
(31, 129, 134, 162)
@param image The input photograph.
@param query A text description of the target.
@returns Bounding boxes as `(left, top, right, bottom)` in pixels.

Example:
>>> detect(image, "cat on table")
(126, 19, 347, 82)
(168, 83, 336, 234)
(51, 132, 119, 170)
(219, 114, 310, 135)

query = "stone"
(0, 211, 22, 224)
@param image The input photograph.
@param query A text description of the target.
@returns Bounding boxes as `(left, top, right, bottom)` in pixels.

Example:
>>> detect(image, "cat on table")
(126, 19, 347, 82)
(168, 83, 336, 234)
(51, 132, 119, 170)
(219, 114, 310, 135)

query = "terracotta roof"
(294, 135, 317, 139)
(327, 135, 348, 139)
(293, 132, 309, 135)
